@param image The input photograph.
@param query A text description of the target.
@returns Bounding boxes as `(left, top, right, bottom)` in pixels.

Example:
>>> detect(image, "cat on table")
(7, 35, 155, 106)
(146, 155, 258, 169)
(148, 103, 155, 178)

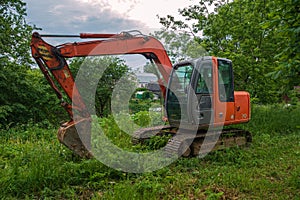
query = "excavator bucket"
(57, 118, 93, 158)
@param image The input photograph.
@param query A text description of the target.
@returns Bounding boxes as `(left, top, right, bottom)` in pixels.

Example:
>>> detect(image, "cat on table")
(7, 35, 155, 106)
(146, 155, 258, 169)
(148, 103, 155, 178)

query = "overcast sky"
(24, 0, 197, 34)
(23, 0, 198, 70)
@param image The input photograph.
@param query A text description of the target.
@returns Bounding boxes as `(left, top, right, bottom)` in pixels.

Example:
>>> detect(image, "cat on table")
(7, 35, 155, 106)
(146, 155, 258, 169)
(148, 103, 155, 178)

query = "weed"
(0, 104, 299, 199)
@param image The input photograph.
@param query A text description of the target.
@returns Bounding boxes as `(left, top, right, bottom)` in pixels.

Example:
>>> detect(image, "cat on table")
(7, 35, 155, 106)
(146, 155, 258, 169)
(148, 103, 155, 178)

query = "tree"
(0, 0, 132, 126)
(151, 30, 208, 63)
(199, 0, 282, 102)
(0, 0, 34, 65)
(69, 56, 131, 117)
(262, 0, 300, 89)
(0, 0, 49, 127)
(158, 0, 298, 103)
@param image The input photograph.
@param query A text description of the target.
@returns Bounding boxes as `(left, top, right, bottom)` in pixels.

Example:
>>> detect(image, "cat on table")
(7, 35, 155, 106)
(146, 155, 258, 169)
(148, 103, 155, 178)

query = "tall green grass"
(0, 104, 299, 199)
(240, 103, 300, 135)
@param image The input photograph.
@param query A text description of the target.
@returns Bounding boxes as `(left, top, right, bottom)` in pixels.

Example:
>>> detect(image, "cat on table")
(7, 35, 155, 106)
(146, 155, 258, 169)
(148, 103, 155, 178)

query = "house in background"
(147, 82, 161, 98)
(135, 73, 161, 99)
(136, 73, 157, 88)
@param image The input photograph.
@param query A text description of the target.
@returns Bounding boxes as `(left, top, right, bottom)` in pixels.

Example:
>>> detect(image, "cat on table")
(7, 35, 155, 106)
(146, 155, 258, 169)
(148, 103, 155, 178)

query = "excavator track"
(131, 125, 173, 144)
(189, 128, 252, 157)
(132, 127, 252, 157)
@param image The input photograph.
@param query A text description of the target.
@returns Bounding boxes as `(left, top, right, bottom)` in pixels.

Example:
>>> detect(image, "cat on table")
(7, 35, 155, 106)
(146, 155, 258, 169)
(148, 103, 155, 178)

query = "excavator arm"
(30, 31, 173, 157)
(31, 31, 172, 119)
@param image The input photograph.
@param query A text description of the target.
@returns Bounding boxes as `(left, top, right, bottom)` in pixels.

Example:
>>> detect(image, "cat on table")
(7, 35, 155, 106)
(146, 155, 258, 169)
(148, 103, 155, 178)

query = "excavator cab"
(166, 56, 249, 129)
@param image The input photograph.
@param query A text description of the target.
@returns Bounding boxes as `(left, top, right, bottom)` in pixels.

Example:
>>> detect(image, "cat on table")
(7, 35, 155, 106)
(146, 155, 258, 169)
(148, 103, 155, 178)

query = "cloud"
(24, 0, 147, 34)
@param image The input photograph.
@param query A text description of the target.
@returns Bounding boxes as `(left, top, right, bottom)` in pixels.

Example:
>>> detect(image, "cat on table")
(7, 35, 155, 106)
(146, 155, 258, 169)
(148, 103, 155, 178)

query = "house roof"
(136, 73, 157, 83)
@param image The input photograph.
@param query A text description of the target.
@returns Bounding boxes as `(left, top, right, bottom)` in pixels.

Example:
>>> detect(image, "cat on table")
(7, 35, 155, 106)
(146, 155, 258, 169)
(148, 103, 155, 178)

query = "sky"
(24, 0, 197, 34)
(23, 0, 198, 70)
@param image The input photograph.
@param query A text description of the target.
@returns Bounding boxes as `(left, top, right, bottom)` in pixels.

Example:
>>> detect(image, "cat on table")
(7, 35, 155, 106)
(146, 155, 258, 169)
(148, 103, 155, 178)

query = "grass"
(0, 104, 299, 199)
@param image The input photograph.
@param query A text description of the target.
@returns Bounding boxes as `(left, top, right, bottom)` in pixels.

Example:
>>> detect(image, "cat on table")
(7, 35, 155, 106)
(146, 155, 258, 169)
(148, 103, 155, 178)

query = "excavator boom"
(30, 31, 173, 157)
(31, 31, 173, 116)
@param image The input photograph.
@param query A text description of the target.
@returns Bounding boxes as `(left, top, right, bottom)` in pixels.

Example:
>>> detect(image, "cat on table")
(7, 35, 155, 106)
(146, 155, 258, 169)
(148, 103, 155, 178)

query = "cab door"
(213, 58, 235, 125)
(166, 62, 194, 127)
(191, 59, 214, 126)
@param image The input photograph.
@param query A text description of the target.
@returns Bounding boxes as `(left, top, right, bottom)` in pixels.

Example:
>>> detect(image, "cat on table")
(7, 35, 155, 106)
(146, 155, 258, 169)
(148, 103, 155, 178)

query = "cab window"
(173, 65, 193, 93)
(218, 60, 234, 102)
(196, 65, 213, 94)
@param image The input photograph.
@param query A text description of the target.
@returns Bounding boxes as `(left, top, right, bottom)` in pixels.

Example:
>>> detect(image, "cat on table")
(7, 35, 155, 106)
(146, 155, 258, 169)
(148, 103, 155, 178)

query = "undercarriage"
(132, 125, 252, 157)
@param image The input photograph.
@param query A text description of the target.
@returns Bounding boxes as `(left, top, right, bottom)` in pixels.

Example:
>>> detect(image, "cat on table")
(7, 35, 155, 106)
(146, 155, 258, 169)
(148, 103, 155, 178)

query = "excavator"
(30, 30, 251, 158)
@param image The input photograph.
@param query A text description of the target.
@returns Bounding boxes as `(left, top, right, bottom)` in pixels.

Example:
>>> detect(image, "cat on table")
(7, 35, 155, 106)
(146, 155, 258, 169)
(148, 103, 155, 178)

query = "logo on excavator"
(37, 45, 53, 61)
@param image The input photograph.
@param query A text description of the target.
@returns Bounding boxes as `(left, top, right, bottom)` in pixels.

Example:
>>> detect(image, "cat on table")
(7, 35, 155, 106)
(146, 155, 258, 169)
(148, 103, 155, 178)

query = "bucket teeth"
(58, 119, 92, 158)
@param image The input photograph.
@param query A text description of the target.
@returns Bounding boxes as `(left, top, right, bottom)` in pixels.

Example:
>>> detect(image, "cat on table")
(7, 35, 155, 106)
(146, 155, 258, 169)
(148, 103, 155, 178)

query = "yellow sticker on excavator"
(37, 45, 53, 61)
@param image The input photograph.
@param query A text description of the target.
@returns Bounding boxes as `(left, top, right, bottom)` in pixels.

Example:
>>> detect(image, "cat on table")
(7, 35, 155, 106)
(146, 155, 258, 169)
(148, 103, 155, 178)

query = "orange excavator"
(30, 30, 251, 158)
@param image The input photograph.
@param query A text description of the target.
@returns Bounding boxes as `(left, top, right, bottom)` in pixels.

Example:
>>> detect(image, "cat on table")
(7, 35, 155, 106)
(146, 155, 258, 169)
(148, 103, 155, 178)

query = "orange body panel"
(211, 57, 250, 127)
(233, 91, 251, 123)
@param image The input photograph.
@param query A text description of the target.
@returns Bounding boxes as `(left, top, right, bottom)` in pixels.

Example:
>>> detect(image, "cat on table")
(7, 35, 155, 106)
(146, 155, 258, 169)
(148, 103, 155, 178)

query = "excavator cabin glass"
(166, 58, 213, 127)
(166, 57, 235, 128)
(218, 59, 234, 102)
(166, 63, 194, 123)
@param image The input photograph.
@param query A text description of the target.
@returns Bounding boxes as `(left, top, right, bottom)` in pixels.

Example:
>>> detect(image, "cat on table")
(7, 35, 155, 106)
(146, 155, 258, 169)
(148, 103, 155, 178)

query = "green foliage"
(238, 104, 300, 135)
(69, 56, 131, 117)
(151, 30, 208, 63)
(92, 110, 164, 152)
(25, 69, 68, 124)
(0, 64, 66, 127)
(132, 111, 151, 127)
(0, 0, 34, 64)
(1, 21, 131, 125)
(0, 1, 63, 127)
(143, 134, 172, 150)
(0, 0, 32, 125)
(262, 0, 300, 88)
(129, 99, 153, 114)
(133, 88, 154, 100)
(141, 90, 154, 100)
(96, 114, 135, 151)
(0, 105, 299, 199)
(129, 88, 160, 114)
(158, 0, 299, 103)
